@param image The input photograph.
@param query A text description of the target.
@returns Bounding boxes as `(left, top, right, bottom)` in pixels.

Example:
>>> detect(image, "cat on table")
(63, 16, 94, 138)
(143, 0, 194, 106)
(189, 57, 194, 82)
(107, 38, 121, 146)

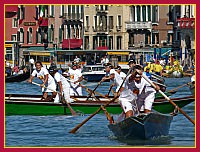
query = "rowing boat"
(108, 111, 173, 140)
(5, 94, 194, 116)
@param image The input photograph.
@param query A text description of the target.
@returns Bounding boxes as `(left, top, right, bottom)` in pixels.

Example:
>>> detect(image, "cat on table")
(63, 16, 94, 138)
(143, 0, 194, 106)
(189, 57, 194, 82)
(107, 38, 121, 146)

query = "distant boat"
(82, 65, 106, 82)
(5, 71, 30, 82)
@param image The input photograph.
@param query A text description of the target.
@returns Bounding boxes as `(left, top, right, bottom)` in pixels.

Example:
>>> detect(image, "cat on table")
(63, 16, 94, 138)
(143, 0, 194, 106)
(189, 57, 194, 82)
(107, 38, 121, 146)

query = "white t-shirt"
(120, 71, 126, 79)
(68, 68, 82, 87)
(31, 67, 56, 92)
(110, 69, 123, 92)
(54, 72, 70, 87)
(119, 74, 137, 101)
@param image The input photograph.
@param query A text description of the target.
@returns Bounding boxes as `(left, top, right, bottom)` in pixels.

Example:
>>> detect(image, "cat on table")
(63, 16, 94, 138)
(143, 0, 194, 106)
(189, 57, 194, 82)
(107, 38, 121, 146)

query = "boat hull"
(5, 94, 194, 116)
(5, 71, 30, 82)
(108, 112, 173, 139)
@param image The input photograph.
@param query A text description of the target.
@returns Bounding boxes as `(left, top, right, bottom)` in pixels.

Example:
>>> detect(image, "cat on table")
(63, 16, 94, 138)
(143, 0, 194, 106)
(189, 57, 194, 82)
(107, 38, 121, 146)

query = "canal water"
(5, 77, 195, 147)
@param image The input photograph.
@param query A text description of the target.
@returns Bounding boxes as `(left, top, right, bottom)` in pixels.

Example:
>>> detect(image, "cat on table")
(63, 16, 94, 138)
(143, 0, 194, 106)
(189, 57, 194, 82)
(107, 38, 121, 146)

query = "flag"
(39, 5, 44, 18)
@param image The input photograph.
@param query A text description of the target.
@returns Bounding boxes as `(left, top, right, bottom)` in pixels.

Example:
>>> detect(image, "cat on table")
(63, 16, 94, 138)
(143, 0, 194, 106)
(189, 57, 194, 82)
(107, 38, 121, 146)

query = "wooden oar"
(86, 80, 103, 100)
(69, 66, 134, 133)
(106, 84, 114, 96)
(31, 82, 77, 116)
(141, 74, 195, 125)
(167, 82, 192, 93)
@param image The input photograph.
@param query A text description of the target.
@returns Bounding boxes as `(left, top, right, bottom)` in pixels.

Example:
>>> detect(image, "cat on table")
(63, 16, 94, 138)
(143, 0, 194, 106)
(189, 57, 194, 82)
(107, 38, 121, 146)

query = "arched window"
(19, 28, 24, 43)
(27, 28, 33, 44)
(36, 27, 42, 44)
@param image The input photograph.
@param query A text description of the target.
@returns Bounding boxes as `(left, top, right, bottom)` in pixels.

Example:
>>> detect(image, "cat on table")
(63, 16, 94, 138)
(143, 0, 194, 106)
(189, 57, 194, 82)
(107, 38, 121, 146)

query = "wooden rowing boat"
(5, 94, 194, 116)
(108, 111, 173, 140)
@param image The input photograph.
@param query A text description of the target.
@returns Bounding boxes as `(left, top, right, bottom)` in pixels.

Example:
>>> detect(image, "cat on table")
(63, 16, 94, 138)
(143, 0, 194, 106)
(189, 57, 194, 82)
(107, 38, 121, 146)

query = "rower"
(68, 62, 83, 96)
(27, 61, 57, 101)
(49, 67, 73, 103)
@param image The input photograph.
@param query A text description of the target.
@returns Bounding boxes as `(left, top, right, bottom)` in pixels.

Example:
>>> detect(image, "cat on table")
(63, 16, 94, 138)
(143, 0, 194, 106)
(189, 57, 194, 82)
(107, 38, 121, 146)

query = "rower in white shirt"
(27, 61, 57, 101)
(68, 62, 83, 96)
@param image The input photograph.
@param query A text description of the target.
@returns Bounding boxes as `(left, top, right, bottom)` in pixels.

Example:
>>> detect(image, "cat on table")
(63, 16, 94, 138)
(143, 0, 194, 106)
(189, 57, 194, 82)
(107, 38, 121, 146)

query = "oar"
(31, 82, 77, 116)
(69, 66, 134, 133)
(141, 73, 195, 125)
(106, 84, 114, 96)
(86, 80, 103, 100)
(79, 83, 111, 100)
(167, 82, 192, 93)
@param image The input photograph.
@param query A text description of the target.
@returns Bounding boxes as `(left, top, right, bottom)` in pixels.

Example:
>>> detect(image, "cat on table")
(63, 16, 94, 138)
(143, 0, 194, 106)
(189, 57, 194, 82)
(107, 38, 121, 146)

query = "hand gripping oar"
(141, 73, 195, 125)
(31, 82, 77, 116)
(69, 66, 134, 133)
(167, 82, 192, 93)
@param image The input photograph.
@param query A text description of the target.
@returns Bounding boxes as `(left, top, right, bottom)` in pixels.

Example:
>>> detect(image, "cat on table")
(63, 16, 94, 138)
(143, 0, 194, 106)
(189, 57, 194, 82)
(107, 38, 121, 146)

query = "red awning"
(39, 18, 48, 26)
(96, 46, 108, 50)
(62, 39, 83, 49)
(5, 5, 18, 12)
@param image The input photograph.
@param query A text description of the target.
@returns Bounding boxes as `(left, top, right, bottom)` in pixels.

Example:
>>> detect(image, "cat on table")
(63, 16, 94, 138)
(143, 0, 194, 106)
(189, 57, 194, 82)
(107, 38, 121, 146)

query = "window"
(117, 15, 121, 26)
(168, 5, 174, 22)
(142, 5, 146, 22)
(11, 35, 17, 41)
(147, 5, 151, 21)
(59, 26, 64, 43)
(167, 33, 173, 44)
(27, 28, 33, 44)
(19, 28, 24, 43)
(12, 18, 18, 28)
(48, 24, 54, 43)
(36, 28, 42, 43)
(93, 16, 97, 31)
(152, 5, 158, 23)
(68, 5, 71, 19)
(152, 32, 159, 44)
(60, 5, 64, 17)
(109, 16, 113, 30)
(50, 5, 54, 17)
(117, 36, 122, 50)
(130, 6, 135, 22)
(137, 6, 141, 21)
(72, 5, 75, 19)
(76, 5, 79, 19)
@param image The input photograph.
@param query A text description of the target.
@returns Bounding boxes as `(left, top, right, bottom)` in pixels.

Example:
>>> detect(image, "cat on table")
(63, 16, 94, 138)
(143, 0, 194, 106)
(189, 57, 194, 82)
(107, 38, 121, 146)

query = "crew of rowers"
(27, 58, 162, 119)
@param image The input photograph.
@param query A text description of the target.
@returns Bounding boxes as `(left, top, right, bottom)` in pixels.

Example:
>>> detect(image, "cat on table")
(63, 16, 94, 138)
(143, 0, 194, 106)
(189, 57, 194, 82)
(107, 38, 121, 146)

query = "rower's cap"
(105, 63, 112, 68)
(49, 67, 58, 73)
(128, 59, 136, 65)
(110, 69, 115, 74)
(115, 65, 121, 70)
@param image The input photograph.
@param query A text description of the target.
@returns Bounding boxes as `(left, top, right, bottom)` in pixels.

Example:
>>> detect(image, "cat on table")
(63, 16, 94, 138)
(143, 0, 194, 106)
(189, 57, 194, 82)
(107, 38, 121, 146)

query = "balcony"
(92, 26, 109, 33)
(126, 22, 152, 30)
(62, 13, 83, 20)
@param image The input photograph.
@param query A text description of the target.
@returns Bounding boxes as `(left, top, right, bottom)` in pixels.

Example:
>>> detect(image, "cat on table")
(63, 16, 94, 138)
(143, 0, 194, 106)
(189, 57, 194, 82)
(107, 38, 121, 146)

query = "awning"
(62, 39, 83, 49)
(29, 52, 50, 56)
(5, 5, 18, 12)
(39, 18, 48, 27)
(107, 52, 129, 55)
(96, 46, 108, 50)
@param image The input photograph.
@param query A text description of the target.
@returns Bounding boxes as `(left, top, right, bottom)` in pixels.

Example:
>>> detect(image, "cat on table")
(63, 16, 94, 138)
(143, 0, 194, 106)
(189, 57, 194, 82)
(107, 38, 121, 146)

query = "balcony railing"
(92, 25, 110, 33)
(62, 13, 83, 20)
(126, 22, 152, 30)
